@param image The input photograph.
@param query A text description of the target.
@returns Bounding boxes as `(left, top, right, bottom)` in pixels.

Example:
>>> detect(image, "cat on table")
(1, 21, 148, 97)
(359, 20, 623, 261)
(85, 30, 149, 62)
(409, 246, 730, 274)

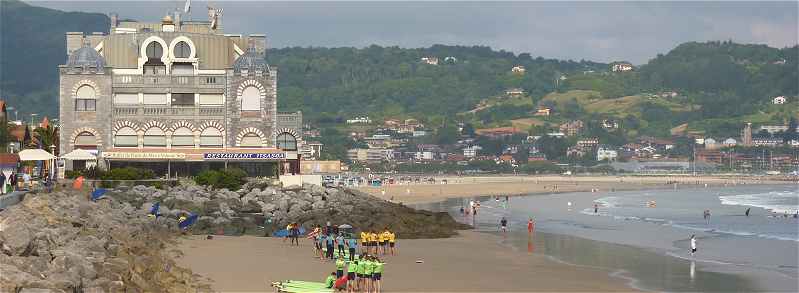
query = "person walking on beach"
(703, 210, 711, 225)
(500, 217, 508, 235)
(527, 218, 534, 234)
(348, 236, 357, 261)
(327, 232, 336, 260)
(690, 235, 697, 257)
(594, 203, 599, 214)
(318, 233, 328, 261)
(337, 233, 346, 258)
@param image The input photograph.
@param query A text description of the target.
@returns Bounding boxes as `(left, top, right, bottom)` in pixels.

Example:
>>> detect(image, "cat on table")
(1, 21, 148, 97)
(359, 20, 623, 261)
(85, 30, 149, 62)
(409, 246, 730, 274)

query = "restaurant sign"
(102, 152, 186, 160)
(203, 153, 286, 160)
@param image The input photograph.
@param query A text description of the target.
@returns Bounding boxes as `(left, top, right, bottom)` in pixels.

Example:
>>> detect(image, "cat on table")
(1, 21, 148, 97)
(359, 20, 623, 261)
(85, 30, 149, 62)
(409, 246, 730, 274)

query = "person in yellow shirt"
(360, 231, 369, 254)
(388, 230, 396, 255)
(378, 229, 387, 255)
(369, 231, 379, 254)
(381, 229, 391, 255)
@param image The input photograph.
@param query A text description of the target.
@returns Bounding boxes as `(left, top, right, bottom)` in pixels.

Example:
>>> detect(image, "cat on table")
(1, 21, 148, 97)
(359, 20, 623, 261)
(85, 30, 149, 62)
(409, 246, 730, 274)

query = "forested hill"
(0, 0, 796, 133)
(269, 45, 606, 121)
(0, 0, 109, 116)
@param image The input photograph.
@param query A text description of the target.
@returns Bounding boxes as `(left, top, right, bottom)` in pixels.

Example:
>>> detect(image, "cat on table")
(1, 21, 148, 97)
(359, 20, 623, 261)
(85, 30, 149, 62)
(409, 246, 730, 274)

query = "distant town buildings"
(511, 65, 526, 74)
(347, 148, 389, 163)
(463, 145, 482, 158)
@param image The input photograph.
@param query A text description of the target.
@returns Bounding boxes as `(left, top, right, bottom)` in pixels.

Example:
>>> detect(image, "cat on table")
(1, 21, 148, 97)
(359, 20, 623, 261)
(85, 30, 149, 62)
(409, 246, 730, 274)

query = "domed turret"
(233, 46, 268, 73)
(67, 42, 106, 68)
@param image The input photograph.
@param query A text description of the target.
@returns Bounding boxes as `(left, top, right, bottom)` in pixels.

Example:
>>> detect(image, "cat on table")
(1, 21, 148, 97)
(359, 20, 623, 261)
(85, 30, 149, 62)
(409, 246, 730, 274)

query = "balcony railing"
(114, 105, 226, 117)
(113, 75, 225, 87)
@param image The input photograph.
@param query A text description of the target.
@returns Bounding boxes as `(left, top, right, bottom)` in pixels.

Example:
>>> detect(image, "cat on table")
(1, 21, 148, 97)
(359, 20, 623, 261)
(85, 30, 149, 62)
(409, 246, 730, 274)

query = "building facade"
(58, 12, 302, 176)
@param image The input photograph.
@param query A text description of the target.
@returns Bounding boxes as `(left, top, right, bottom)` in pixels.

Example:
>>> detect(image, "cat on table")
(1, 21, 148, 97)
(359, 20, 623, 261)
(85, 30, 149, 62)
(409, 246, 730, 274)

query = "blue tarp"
(273, 227, 307, 237)
(179, 213, 198, 230)
(90, 188, 107, 202)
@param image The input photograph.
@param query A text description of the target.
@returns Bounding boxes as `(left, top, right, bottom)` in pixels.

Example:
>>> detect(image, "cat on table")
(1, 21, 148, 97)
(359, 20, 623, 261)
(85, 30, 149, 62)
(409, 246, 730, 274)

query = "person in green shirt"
(363, 256, 374, 293)
(346, 259, 358, 292)
(325, 272, 336, 289)
(373, 257, 384, 293)
(335, 256, 345, 279)
(355, 255, 367, 291)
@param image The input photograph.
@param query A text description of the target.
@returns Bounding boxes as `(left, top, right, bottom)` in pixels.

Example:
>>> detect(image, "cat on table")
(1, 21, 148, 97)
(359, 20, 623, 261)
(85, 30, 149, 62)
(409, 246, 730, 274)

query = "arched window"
(143, 127, 166, 147)
(146, 42, 163, 60)
(74, 132, 97, 149)
(240, 133, 262, 148)
(75, 85, 96, 111)
(276, 133, 297, 151)
(200, 127, 223, 147)
(76, 85, 96, 99)
(240, 86, 260, 111)
(114, 127, 138, 147)
(174, 41, 191, 58)
(171, 127, 194, 147)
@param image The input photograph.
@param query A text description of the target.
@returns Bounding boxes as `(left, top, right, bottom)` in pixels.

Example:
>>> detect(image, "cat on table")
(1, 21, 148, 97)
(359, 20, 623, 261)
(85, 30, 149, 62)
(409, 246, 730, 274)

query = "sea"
(418, 183, 799, 292)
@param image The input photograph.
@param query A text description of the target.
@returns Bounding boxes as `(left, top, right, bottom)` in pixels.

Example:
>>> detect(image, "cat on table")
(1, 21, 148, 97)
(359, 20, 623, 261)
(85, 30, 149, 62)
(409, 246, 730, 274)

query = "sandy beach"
(177, 230, 635, 292)
(356, 175, 786, 204)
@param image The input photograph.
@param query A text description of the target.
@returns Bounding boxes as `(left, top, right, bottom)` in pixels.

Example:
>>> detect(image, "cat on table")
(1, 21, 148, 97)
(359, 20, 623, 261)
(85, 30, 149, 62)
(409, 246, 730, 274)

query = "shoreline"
(356, 175, 786, 204)
(177, 230, 637, 292)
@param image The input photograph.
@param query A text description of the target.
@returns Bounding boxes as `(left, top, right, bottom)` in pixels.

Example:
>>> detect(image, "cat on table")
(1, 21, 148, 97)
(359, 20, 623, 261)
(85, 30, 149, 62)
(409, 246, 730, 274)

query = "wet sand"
(177, 231, 635, 292)
(357, 175, 780, 204)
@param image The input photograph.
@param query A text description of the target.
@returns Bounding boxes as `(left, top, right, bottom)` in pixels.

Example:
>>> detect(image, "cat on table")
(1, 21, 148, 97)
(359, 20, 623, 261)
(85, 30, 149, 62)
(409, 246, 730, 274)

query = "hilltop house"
(346, 116, 372, 124)
(534, 107, 552, 117)
(421, 57, 439, 65)
(596, 146, 618, 162)
(602, 119, 619, 130)
(511, 65, 526, 74)
(611, 62, 634, 72)
(505, 88, 525, 97)
(772, 96, 786, 104)
(559, 120, 584, 136)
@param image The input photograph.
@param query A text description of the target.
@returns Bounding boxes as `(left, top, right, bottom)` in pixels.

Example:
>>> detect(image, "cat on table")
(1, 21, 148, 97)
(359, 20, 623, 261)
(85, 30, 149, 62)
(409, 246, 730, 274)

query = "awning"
(18, 149, 57, 161)
(60, 149, 97, 161)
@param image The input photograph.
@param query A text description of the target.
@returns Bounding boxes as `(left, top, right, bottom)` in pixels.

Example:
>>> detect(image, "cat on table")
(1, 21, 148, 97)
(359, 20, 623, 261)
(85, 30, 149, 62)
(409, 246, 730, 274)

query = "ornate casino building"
(58, 10, 303, 176)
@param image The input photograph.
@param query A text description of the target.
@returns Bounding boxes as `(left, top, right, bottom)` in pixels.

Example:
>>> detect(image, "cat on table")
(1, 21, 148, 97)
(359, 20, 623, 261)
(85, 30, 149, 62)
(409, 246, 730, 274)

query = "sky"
(30, 1, 799, 64)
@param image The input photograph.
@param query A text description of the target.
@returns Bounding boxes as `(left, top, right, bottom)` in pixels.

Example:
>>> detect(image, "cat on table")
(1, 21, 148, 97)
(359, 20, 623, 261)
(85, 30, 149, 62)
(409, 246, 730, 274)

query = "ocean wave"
(719, 191, 799, 214)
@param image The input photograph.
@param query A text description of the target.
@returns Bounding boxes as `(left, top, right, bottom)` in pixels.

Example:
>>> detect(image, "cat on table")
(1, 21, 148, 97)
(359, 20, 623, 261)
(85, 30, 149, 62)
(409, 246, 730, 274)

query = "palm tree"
(34, 125, 59, 154)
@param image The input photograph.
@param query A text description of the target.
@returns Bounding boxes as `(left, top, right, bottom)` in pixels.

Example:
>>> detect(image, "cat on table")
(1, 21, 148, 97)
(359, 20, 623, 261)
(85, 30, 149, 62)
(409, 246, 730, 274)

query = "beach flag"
(73, 176, 84, 189)
(306, 228, 320, 239)
(90, 188, 107, 202)
(148, 202, 161, 218)
(184, 0, 191, 13)
(179, 213, 198, 230)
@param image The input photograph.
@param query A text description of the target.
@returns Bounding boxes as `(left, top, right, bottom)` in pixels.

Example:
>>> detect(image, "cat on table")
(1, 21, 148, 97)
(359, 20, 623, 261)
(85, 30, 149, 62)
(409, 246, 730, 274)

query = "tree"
(536, 135, 569, 161)
(434, 124, 459, 145)
(461, 123, 476, 137)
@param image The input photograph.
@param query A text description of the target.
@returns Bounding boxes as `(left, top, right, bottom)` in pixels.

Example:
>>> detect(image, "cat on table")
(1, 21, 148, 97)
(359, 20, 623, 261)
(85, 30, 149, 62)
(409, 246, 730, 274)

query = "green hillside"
(0, 1, 796, 141)
(0, 0, 109, 117)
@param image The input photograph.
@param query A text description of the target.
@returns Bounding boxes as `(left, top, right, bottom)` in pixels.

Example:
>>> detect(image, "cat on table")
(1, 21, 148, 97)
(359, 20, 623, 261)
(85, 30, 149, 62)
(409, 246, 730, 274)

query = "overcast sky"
(30, 1, 799, 64)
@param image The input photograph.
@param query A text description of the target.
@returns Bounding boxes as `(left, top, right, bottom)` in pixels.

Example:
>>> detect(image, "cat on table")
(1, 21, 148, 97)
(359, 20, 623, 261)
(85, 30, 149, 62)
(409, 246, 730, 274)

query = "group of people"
(360, 229, 396, 256)
(326, 254, 385, 292)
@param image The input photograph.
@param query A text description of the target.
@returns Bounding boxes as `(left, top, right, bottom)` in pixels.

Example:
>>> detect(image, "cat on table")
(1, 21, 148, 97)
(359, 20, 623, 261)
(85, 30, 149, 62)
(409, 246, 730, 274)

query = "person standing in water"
(745, 208, 750, 217)
(594, 203, 599, 214)
(527, 218, 534, 234)
(500, 217, 508, 234)
(690, 235, 697, 257)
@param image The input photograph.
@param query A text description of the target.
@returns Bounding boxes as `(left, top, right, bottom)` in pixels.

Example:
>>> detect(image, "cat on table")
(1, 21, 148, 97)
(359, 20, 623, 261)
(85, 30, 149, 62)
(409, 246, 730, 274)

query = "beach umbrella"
(90, 188, 107, 202)
(338, 224, 352, 229)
